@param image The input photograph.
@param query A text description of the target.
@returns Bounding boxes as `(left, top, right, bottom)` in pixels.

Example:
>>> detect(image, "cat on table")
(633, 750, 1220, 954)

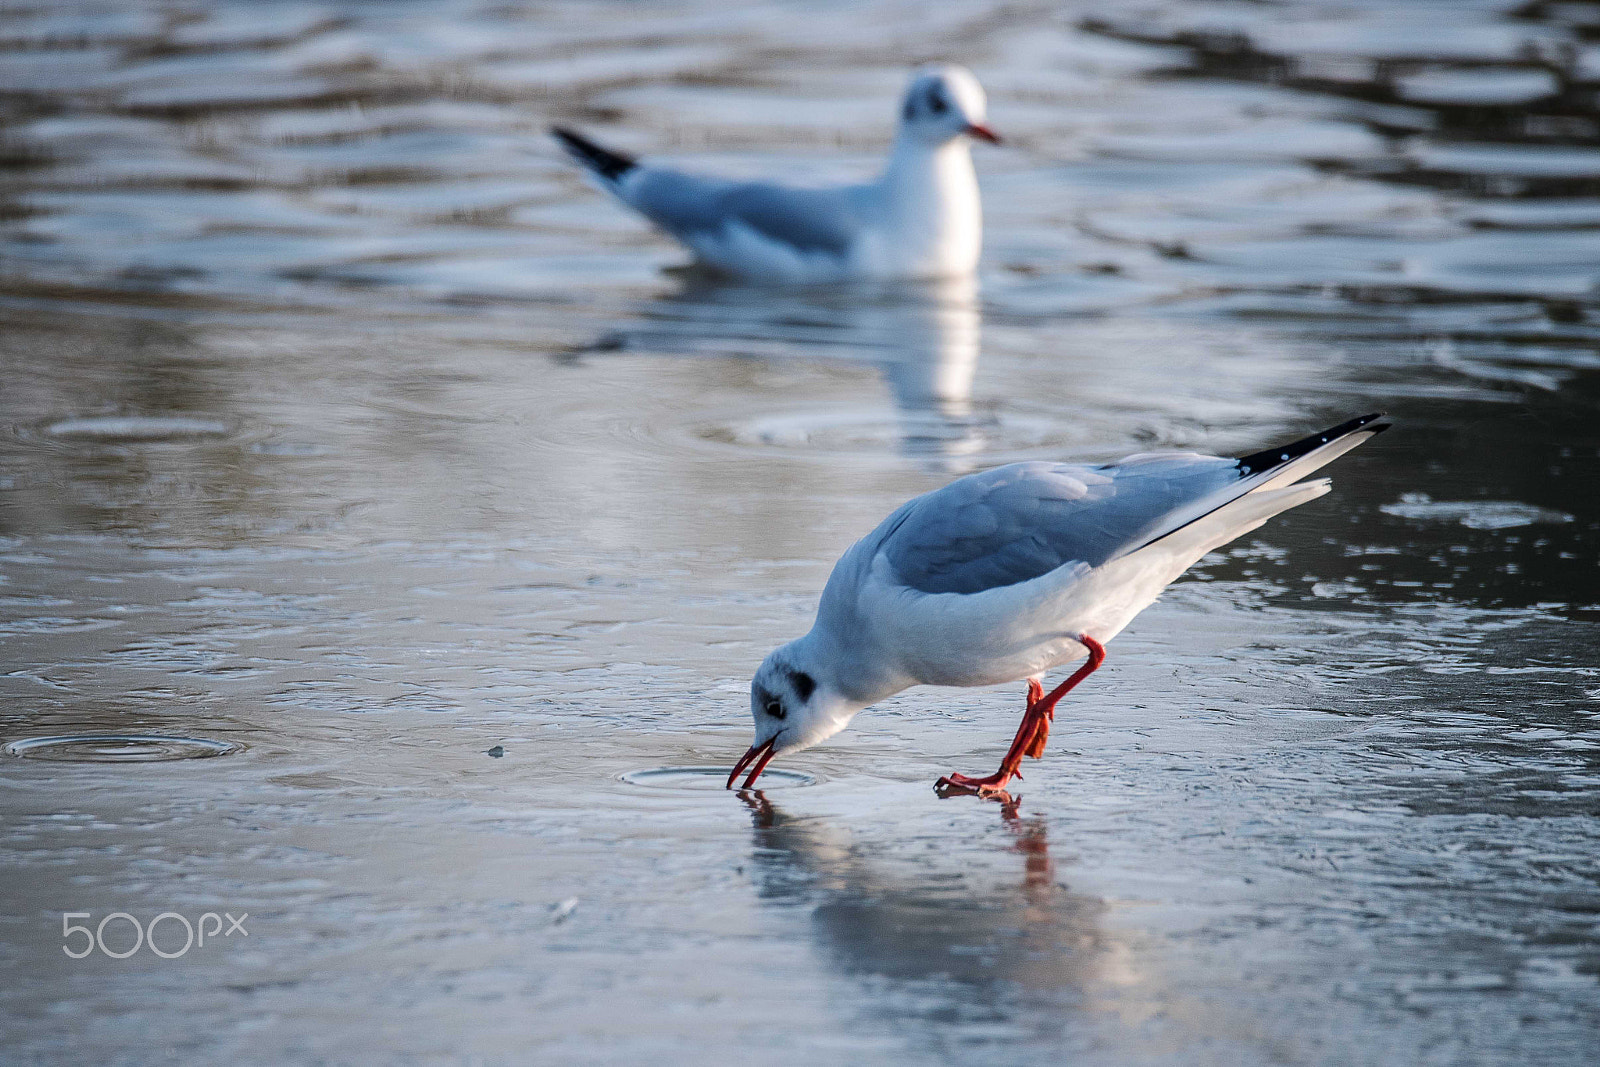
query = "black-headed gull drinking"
(727, 413, 1391, 794)
(552, 65, 999, 283)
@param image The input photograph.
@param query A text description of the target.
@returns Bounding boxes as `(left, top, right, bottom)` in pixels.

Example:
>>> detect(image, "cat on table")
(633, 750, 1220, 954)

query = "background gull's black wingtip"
(1235, 412, 1391, 477)
(550, 126, 636, 183)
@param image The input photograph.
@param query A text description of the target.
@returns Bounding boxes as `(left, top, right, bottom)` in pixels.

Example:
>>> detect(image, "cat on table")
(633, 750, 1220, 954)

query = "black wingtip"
(551, 126, 636, 183)
(1235, 412, 1390, 478)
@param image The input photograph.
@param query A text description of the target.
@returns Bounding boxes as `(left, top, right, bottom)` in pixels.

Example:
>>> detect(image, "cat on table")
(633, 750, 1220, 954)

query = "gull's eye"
(764, 698, 786, 720)
(928, 90, 947, 115)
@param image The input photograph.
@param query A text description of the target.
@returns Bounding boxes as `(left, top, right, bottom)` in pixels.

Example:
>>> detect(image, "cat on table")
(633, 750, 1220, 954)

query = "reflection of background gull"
(879, 276, 985, 468)
(579, 276, 990, 470)
(737, 793, 1142, 1049)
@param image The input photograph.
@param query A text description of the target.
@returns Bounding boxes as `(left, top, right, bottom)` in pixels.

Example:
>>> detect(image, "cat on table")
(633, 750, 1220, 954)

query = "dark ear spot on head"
(788, 669, 816, 703)
(903, 97, 917, 121)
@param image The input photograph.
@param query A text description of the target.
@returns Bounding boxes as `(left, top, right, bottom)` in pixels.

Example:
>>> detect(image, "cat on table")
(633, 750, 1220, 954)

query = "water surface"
(1, 1, 1598, 1063)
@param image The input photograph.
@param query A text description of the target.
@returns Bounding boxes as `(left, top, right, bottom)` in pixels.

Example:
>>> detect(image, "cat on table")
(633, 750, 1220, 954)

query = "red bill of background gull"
(728, 413, 1391, 794)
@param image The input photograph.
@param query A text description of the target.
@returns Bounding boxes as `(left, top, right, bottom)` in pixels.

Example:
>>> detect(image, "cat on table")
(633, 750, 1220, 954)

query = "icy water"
(2, 1, 1598, 1063)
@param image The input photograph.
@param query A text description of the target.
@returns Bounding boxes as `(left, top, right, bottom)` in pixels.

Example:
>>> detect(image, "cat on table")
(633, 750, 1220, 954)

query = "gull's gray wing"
(878, 456, 1243, 596)
(843, 413, 1389, 599)
(624, 168, 863, 256)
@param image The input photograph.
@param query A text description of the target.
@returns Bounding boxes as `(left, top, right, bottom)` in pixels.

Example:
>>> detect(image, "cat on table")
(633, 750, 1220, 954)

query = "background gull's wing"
(626, 169, 861, 256)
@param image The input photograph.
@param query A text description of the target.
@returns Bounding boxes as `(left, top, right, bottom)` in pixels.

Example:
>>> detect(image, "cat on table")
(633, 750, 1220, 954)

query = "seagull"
(727, 413, 1391, 794)
(551, 65, 999, 283)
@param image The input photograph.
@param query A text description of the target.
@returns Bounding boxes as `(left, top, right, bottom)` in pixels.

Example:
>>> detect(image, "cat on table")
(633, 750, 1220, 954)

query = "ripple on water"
(619, 766, 816, 791)
(697, 407, 1062, 463)
(3, 734, 241, 762)
(41, 416, 233, 441)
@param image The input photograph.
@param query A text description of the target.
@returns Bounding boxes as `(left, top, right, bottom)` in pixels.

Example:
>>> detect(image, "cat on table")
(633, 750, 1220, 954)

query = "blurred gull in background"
(552, 65, 999, 283)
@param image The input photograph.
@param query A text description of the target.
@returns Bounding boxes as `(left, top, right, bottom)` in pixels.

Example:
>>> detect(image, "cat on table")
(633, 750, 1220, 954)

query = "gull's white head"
(897, 64, 999, 147)
(726, 642, 864, 790)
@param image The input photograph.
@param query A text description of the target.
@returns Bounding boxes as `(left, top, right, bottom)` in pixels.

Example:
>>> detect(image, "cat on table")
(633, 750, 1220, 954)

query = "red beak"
(726, 735, 779, 790)
(966, 123, 1001, 145)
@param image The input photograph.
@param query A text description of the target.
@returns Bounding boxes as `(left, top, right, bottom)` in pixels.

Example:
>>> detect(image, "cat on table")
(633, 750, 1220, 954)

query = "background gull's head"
(898, 64, 999, 147)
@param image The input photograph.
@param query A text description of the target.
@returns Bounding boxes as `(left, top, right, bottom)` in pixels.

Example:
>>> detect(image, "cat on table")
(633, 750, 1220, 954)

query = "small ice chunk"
(1380, 492, 1575, 530)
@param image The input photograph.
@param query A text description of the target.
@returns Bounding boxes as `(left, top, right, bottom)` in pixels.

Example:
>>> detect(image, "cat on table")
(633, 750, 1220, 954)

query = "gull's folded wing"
(877, 414, 1388, 597)
(626, 170, 862, 257)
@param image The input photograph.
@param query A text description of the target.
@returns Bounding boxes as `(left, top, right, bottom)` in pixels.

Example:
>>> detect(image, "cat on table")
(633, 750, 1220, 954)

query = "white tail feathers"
(1147, 479, 1332, 565)
(1115, 416, 1386, 565)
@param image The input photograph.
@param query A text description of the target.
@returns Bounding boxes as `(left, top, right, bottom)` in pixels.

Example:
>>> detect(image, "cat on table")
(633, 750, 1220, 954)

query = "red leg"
(936, 635, 1106, 796)
(1023, 635, 1106, 758)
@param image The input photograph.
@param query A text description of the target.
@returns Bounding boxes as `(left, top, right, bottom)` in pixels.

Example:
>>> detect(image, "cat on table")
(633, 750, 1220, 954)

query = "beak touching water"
(726, 735, 779, 790)
(966, 123, 1001, 144)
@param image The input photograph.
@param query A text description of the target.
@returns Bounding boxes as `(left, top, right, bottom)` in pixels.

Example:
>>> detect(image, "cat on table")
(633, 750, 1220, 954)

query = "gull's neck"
(877, 134, 982, 278)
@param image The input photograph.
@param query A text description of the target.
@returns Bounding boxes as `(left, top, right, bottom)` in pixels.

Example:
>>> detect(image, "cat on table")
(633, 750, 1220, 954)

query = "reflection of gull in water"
(878, 276, 986, 467)
(581, 276, 992, 469)
(736, 792, 1139, 1051)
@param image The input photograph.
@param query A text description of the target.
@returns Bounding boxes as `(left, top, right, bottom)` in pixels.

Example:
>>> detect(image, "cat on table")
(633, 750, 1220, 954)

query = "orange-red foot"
(934, 779, 1021, 813)
(935, 769, 1017, 796)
